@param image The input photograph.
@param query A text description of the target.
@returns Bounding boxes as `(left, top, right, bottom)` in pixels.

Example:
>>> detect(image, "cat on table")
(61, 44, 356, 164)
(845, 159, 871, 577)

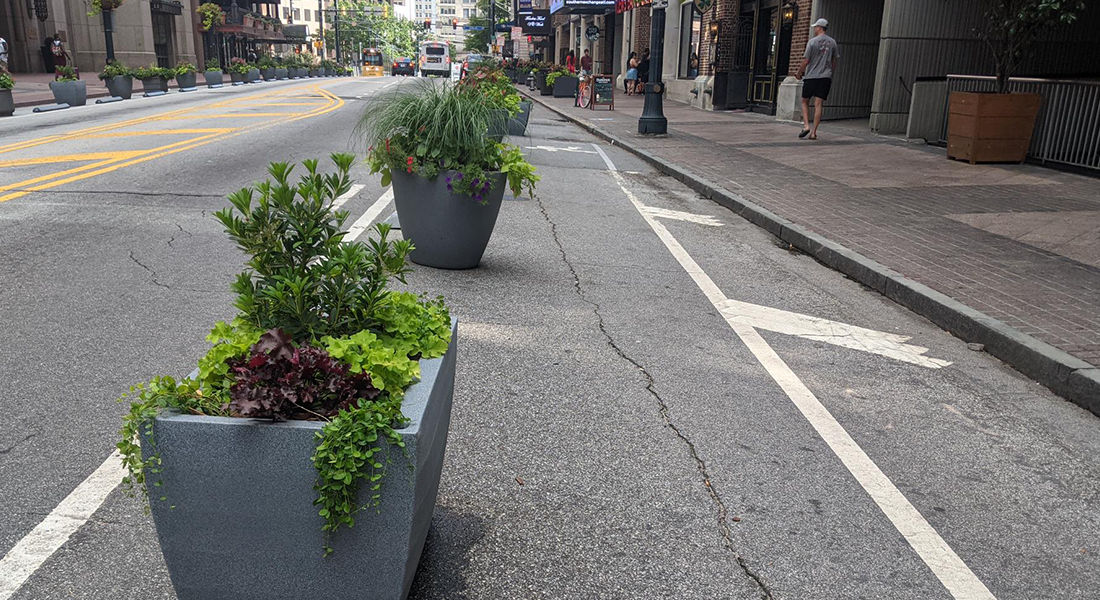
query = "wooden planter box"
(947, 91, 1041, 164)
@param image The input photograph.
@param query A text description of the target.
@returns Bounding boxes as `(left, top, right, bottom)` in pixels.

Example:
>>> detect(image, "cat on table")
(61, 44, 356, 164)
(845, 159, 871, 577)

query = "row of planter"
(530, 70, 579, 99)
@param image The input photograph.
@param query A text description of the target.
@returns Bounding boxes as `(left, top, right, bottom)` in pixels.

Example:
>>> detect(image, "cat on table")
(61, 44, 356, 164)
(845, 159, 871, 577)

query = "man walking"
(0, 35, 10, 72)
(796, 18, 839, 140)
(580, 48, 592, 75)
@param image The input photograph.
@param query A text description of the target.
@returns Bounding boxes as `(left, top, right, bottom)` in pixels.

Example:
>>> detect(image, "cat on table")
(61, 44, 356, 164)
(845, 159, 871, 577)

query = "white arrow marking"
(525, 145, 597, 154)
(718, 298, 952, 369)
(640, 205, 724, 227)
(333, 183, 364, 210)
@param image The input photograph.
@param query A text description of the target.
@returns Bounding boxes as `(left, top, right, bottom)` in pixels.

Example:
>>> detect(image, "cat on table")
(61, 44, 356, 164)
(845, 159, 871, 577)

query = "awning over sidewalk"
(550, 0, 615, 15)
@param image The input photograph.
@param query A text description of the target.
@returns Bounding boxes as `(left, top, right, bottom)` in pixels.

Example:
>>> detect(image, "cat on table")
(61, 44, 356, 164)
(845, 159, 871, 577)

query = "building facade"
(0, 0, 198, 74)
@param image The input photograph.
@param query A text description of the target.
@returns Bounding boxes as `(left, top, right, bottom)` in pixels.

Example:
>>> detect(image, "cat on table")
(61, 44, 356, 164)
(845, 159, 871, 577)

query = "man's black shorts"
(802, 77, 832, 100)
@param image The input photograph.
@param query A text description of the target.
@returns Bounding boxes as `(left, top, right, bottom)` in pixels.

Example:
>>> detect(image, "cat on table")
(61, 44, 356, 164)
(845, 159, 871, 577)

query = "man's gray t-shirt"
(803, 34, 839, 79)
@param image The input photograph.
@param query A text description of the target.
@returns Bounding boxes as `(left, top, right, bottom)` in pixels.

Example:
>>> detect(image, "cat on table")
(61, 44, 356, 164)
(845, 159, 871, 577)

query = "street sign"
(463, 25, 485, 30)
(585, 24, 600, 41)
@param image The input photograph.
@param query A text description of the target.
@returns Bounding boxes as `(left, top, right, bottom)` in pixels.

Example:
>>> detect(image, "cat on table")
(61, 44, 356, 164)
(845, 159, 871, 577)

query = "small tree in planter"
(362, 81, 539, 269)
(0, 72, 15, 117)
(50, 66, 87, 106)
(202, 58, 224, 87)
(948, 0, 1087, 163)
(99, 60, 133, 99)
(117, 154, 458, 600)
(174, 61, 198, 90)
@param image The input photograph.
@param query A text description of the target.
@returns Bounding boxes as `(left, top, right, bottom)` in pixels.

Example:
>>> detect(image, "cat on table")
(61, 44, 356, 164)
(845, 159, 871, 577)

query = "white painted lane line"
(524, 145, 597, 154)
(0, 452, 125, 600)
(591, 143, 994, 600)
(640, 205, 724, 227)
(333, 183, 365, 210)
(347, 188, 394, 241)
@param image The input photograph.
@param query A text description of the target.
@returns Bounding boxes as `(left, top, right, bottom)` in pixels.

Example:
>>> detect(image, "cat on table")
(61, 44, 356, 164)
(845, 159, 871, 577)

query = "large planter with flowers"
(508, 101, 532, 136)
(203, 69, 224, 87)
(50, 69, 87, 106)
(390, 170, 507, 269)
(362, 80, 539, 270)
(119, 155, 459, 600)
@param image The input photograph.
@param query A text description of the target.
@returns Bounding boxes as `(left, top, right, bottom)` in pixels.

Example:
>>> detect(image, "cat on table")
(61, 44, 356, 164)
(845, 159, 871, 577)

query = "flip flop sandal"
(799, 129, 810, 138)
(808, 135, 818, 140)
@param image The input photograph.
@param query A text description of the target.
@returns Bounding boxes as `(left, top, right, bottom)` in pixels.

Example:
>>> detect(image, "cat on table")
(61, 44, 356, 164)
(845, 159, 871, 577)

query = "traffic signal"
(452, 18, 457, 30)
(424, 19, 431, 29)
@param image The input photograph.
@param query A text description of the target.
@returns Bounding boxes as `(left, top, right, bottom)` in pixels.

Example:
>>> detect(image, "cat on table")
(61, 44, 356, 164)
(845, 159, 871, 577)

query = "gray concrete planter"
(230, 72, 245, 84)
(203, 70, 224, 87)
(536, 70, 551, 95)
(142, 321, 458, 600)
(49, 80, 87, 106)
(552, 75, 578, 98)
(261, 68, 276, 81)
(141, 76, 168, 93)
(0, 89, 13, 116)
(104, 75, 133, 99)
(391, 170, 507, 269)
(275, 67, 288, 80)
(247, 68, 261, 83)
(507, 101, 532, 136)
(487, 108, 509, 141)
(175, 72, 197, 89)
(309, 68, 321, 77)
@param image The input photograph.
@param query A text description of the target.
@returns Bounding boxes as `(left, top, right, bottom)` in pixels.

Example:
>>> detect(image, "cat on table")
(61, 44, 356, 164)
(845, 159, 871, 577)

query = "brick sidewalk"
(523, 88, 1100, 408)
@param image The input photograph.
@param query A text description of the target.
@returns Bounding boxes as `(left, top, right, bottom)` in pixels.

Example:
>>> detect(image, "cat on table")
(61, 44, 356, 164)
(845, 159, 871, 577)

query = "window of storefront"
(678, 2, 701, 78)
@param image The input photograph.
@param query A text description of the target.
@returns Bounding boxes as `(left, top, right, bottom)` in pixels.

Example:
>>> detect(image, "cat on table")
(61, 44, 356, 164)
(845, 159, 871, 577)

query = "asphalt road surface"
(1, 77, 1098, 600)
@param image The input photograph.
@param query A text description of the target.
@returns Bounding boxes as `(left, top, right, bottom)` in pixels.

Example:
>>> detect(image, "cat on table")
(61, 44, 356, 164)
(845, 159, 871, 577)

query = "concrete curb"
(521, 89, 1100, 416)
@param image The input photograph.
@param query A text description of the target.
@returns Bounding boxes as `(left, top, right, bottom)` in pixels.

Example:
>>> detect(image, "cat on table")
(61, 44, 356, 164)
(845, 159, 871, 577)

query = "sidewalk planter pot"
(176, 72, 197, 89)
(203, 70, 224, 87)
(297, 67, 308, 78)
(391, 170, 507, 269)
(141, 76, 168, 93)
(143, 322, 458, 600)
(275, 67, 288, 80)
(507, 101, 532, 136)
(947, 91, 1041, 164)
(230, 72, 245, 84)
(0, 90, 13, 117)
(49, 80, 87, 106)
(552, 75, 578, 98)
(247, 68, 261, 83)
(261, 68, 276, 81)
(310, 68, 321, 78)
(536, 70, 551, 95)
(486, 108, 509, 141)
(105, 75, 133, 99)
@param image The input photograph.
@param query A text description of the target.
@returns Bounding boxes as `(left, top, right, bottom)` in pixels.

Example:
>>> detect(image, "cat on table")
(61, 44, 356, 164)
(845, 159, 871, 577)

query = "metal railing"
(941, 75, 1100, 172)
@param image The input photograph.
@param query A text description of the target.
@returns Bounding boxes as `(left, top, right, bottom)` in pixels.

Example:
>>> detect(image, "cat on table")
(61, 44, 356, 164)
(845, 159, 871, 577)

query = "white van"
(418, 41, 451, 77)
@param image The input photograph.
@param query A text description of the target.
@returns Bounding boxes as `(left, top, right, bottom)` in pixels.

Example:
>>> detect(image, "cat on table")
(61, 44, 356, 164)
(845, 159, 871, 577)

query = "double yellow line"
(0, 84, 345, 203)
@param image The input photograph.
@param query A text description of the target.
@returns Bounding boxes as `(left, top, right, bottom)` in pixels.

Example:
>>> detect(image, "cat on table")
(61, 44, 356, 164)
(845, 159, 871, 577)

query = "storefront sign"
(585, 24, 600, 41)
(693, 0, 712, 12)
(551, 0, 616, 14)
(615, 0, 652, 15)
(520, 10, 551, 35)
(592, 74, 614, 109)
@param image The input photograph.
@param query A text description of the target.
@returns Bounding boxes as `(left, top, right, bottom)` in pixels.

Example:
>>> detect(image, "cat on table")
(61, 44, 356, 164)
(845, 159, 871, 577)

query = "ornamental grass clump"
(361, 80, 538, 200)
(117, 154, 453, 547)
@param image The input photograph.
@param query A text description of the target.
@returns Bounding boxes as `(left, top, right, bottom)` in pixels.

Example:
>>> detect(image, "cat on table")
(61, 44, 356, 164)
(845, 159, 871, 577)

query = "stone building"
(0, 0, 198, 74)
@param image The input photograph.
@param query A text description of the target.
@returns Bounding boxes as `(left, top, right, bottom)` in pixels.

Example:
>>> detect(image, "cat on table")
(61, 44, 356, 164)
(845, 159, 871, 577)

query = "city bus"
(418, 41, 451, 77)
(362, 47, 384, 77)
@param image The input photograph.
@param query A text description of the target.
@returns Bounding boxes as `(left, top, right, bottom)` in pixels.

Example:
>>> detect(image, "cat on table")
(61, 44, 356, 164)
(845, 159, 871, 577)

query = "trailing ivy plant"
(117, 154, 452, 553)
(195, 2, 224, 31)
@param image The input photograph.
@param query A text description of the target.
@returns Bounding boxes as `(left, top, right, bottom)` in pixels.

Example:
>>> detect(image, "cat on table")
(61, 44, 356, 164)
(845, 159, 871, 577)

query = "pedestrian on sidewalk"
(566, 50, 576, 74)
(637, 49, 650, 95)
(50, 34, 73, 80)
(580, 48, 592, 76)
(795, 18, 839, 140)
(624, 51, 639, 94)
(0, 36, 9, 72)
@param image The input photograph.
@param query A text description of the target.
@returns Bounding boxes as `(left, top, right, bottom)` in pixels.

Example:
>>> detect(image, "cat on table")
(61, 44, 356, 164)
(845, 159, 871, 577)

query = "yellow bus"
(362, 48, 384, 77)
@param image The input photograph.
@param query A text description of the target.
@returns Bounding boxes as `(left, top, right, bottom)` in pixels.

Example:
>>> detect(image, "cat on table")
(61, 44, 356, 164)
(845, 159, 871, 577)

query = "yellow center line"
(0, 151, 148, 168)
(0, 85, 344, 203)
(249, 102, 332, 107)
(81, 128, 240, 138)
(149, 112, 307, 119)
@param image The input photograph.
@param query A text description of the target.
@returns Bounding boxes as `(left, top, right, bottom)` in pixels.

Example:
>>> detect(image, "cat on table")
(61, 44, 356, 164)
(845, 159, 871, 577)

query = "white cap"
(813, 18, 828, 28)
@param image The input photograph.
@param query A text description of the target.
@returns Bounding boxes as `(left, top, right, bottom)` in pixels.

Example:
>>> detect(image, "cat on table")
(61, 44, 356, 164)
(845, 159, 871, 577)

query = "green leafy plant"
(361, 81, 539, 199)
(204, 58, 221, 71)
(54, 65, 78, 82)
(458, 65, 523, 116)
(544, 67, 570, 88)
(0, 72, 14, 90)
(976, 0, 1086, 93)
(227, 57, 251, 75)
(98, 60, 131, 80)
(196, 2, 224, 31)
(133, 64, 174, 80)
(258, 55, 276, 69)
(117, 154, 453, 551)
(174, 61, 197, 76)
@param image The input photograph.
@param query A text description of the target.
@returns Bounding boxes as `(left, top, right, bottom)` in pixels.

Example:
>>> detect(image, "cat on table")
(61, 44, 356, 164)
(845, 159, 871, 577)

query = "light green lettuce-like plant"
(1, 72, 16, 90)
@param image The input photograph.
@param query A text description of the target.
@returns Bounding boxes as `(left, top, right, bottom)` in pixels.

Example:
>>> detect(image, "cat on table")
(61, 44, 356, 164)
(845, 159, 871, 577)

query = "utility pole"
(102, 8, 116, 65)
(638, 0, 668, 134)
(334, 5, 341, 61)
(318, 0, 326, 57)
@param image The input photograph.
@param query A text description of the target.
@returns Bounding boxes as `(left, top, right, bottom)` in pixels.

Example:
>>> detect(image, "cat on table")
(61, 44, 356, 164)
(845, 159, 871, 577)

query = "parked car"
(392, 57, 415, 76)
(460, 53, 483, 79)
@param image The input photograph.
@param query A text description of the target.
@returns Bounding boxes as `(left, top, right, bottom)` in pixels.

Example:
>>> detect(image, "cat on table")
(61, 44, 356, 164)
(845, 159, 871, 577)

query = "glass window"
(678, 3, 702, 79)
(293, 8, 300, 20)
(304, 9, 311, 21)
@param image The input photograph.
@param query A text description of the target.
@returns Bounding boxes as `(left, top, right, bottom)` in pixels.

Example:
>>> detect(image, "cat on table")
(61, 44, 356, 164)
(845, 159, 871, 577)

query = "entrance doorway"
(726, 0, 791, 113)
(152, 13, 175, 68)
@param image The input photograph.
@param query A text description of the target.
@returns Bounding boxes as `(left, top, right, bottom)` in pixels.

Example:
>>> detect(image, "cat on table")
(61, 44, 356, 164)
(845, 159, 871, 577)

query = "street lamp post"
(637, 0, 668, 135)
(102, 8, 116, 64)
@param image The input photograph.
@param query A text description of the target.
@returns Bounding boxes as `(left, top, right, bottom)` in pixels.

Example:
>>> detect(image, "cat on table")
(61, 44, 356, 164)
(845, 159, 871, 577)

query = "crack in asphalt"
(533, 195, 774, 600)
(128, 249, 171, 289)
(167, 223, 194, 248)
(0, 432, 37, 455)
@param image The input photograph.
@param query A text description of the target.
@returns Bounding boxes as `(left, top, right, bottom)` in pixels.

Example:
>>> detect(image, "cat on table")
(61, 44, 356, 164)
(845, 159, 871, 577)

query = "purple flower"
(446, 176, 452, 183)
(474, 194, 483, 201)
(455, 173, 464, 180)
